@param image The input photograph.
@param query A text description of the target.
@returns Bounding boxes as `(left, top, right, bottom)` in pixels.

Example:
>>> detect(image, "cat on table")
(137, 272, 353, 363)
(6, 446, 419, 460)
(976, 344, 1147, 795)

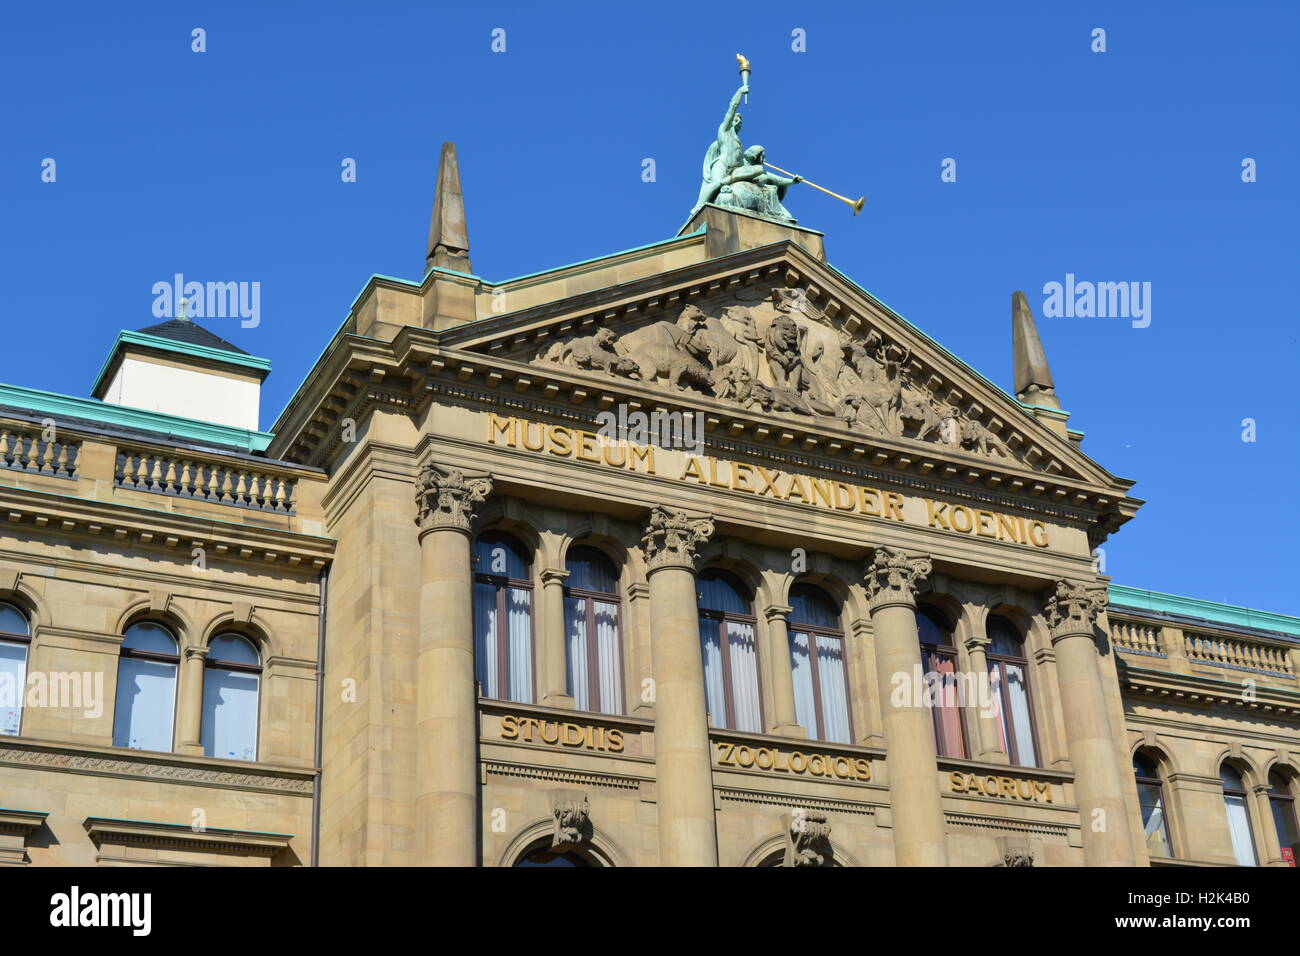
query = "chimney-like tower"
(1012, 290, 1071, 439)
(426, 142, 471, 275)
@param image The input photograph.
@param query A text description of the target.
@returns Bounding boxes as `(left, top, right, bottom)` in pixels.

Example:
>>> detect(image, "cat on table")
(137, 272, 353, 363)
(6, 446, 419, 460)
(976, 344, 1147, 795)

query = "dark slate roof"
(134, 319, 249, 355)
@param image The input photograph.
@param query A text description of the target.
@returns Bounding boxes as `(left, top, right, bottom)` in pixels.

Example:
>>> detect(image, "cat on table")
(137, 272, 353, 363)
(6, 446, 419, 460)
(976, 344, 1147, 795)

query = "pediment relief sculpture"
(534, 285, 1035, 467)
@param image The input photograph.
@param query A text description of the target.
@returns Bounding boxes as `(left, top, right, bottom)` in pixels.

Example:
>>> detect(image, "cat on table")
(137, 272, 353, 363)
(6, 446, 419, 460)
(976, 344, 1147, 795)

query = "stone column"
(962, 633, 1006, 763)
(1254, 783, 1283, 866)
(1044, 580, 1136, 866)
(763, 604, 804, 738)
(866, 548, 948, 867)
(540, 568, 574, 709)
(643, 505, 717, 867)
(414, 461, 492, 867)
(176, 646, 207, 755)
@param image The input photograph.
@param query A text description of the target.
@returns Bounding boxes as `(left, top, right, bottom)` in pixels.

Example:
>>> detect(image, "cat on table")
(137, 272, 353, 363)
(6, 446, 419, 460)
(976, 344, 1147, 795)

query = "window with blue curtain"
(697, 569, 762, 733)
(0, 603, 31, 737)
(986, 615, 1039, 767)
(201, 633, 260, 762)
(111, 621, 178, 752)
(788, 584, 851, 743)
(563, 546, 623, 714)
(473, 531, 534, 703)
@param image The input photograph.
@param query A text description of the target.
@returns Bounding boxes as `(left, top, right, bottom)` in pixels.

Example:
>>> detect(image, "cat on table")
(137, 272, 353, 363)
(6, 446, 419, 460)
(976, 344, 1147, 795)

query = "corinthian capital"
(641, 505, 714, 573)
(1043, 579, 1107, 640)
(414, 461, 492, 535)
(864, 547, 931, 612)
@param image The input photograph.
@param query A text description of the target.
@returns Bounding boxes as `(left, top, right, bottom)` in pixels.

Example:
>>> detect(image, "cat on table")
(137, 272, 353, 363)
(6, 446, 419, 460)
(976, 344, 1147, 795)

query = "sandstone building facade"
(0, 146, 1296, 867)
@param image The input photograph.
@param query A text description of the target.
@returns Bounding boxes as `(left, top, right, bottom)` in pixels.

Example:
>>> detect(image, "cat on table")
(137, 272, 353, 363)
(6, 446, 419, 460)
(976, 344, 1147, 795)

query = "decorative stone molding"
(963, 632, 991, 651)
(783, 808, 833, 867)
(864, 547, 931, 612)
(989, 835, 1040, 867)
(550, 790, 592, 850)
(0, 741, 314, 794)
(183, 646, 209, 663)
(641, 505, 714, 573)
(83, 817, 293, 859)
(0, 808, 47, 866)
(763, 603, 793, 623)
(539, 568, 570, 587)
(413, 461, 492, 535)
(1044, 579, 1107, 641)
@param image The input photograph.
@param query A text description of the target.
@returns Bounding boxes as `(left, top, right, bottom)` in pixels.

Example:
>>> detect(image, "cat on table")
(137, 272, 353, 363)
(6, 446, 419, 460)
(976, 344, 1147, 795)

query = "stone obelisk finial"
(426, 142, 470, 275)
(1012, 290, 1058, 408)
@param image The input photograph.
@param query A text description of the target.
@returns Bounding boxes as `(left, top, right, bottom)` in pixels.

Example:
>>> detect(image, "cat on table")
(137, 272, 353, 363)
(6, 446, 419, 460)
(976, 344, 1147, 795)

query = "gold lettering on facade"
(486, 415, 1050, 548)
(498, 714, 625, 753)
(948, 770, 1054, 803)
(714, 742, 873, 782)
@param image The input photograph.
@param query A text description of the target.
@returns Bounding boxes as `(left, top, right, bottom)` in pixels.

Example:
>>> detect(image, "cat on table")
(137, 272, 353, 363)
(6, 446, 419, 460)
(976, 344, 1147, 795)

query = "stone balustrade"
(1183, 630, 1294, 677)
(1112, 614, 1297, 685)
(0, 425, 80, 479)
(114, 448, 296, 514)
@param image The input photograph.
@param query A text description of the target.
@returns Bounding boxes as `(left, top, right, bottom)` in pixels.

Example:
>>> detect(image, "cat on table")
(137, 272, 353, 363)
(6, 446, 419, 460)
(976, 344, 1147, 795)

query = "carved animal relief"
(533, 285, 1033, 466)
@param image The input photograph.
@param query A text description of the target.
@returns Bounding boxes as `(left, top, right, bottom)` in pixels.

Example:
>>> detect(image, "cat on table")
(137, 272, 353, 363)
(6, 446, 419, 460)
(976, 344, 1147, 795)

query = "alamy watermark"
(595, 405, 704, 455)
(1042, 274, 1151, 328)
(151, 273, 260, 328)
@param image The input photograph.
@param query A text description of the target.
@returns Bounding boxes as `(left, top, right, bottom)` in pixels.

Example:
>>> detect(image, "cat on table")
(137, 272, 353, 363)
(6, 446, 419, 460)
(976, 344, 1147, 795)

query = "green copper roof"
(91, 329, 271, 398)
(0, 383, 273, 453)
(1109, 584, 1300, 638)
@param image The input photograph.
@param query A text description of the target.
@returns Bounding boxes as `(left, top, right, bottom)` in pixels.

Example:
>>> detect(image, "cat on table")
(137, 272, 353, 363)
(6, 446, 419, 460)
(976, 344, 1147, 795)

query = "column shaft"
(177, 648, 206, 754)
(541, 569, 574, 708)
(764, 605, 803, 737)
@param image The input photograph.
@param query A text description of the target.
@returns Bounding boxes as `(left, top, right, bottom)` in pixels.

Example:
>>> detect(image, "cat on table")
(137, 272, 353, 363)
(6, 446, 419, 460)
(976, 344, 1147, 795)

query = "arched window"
(0, 603, 31, 736)
(473, 531, 534, 704)
(563, 546, 624, 715)
(1133, 753, 1173, 859)
(111, 622, 179, 752)
(986, 615, 1038, 767)
(697, 569, 762, 733)
(788, 584, 851, 744)
(202, 633, 261, 761)
(1267, 769, 1298, 864)
(513, 842, 595, 867)
(1220, 764, 1258, 866)
(916, 607, 966, 758)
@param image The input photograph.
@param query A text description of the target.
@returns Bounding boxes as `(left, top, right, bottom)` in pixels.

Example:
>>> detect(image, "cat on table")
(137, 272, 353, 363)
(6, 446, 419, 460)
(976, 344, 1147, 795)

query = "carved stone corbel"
(782, 809, 833, 867)
(550, 790, 592, 851)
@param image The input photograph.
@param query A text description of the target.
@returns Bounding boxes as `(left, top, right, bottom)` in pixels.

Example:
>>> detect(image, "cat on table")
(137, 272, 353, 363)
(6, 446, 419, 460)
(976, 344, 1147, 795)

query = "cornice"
(0, 485, 333, 573)
(1120, 663, 1300, 720)
(83, 816, 293, 856)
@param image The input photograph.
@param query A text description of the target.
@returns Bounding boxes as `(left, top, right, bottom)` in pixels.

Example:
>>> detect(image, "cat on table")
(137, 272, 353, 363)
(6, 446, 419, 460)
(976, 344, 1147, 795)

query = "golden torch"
(736, 53, 750, 103)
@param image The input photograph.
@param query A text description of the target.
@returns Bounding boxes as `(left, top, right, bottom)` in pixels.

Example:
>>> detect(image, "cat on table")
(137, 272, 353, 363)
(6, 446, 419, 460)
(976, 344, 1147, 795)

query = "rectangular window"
(789, 631, 851, 744)
(1137, 783, 1172, 858)
(201, 669, 259, 762)
(699, 617, 762, 733)
(112, 657, 177, 752)
(0, 640, 27, 736)
(1224, 793, 1258, 866)
(564, 596, 623, 714)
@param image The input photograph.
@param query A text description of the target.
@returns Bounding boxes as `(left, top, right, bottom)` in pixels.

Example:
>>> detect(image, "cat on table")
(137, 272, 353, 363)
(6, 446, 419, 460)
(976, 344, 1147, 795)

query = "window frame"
(1133, 752, 1175, 860)
(201, 632, 263, 762)
(1220, 762, 1259, 866)
(697, 569, 765, 733)
(916, 606, 968, 759)
(113, 620, 181, 753)
(787, 584, 853, 744)
(985, 615, 1042, 768)
(0, 602, 32, 737)
(473, 532, 538, 704)
(562, 546, 625, 715)
(1267, 769, 1298, 864)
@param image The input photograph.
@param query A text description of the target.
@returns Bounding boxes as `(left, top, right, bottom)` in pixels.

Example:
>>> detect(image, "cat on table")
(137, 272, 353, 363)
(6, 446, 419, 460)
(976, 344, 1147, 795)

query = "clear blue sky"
(2, 1, 1296, 613)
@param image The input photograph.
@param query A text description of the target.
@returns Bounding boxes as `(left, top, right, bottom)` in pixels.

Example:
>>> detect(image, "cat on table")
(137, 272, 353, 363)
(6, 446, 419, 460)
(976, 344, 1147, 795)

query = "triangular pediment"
(440, 241, 1127, 495)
